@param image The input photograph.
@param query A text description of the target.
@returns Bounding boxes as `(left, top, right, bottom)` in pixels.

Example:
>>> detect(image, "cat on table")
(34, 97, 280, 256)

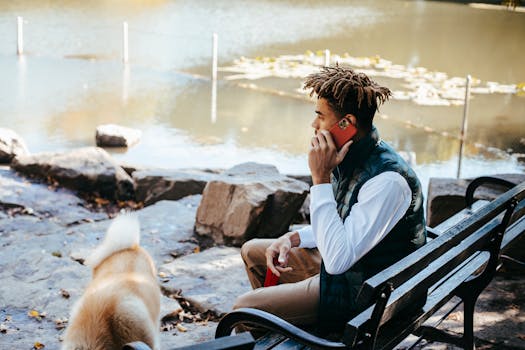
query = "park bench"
(124, 176, 525, 350)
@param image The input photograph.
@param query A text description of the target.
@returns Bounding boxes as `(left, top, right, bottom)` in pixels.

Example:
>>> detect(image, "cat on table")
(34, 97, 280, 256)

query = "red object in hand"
(264, 257, 280, 287)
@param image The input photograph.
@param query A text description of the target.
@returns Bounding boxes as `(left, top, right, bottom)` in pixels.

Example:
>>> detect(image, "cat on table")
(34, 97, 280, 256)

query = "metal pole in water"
(17, 16, 23, 55)
(324, 49, 330, 66)
(122, 65, 130, 104)
(211, 33, 218, 124)
(457, 75, 471, 179)
(122, 21, 129, 64)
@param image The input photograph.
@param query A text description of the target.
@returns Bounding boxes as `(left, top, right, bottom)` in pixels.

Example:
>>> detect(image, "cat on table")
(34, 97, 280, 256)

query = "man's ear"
(345, 114, 357, 127)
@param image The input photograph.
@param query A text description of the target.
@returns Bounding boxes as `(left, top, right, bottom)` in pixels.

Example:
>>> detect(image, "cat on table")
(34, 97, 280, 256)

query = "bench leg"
(463, 298, 476, 350)
(414, 297, 476, 349)
(458, 198, 518, 349)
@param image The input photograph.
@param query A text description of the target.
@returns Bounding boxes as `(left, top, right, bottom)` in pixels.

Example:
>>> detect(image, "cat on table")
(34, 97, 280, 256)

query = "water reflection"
(122, 64, 130, 104)
(16, 55, 27, 105)
(0, 0, 523, 185)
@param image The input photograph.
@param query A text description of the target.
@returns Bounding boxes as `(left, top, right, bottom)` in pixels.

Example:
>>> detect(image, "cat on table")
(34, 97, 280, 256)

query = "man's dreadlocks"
(304, 66, 391, 131)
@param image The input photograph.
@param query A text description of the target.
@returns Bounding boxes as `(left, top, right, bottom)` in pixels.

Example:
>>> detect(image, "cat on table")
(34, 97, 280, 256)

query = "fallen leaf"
(446, 312, 461, 321)
(158, 272, 167, 278)
(94, 197, 110, 206)
(176, 324, 187, 332)
(28, 310, 46, 321)
(117, 200, 143, 210)
(193, 247, 200, 254)
(60, 289, 70, 299)
(33, 342, 45, 349)
(517, 334, 525, 340)
(28, 310, 40, 318)
(161, 310, 182, 325)
(55, 318, 68, 330)
(52, 251, 62, 258)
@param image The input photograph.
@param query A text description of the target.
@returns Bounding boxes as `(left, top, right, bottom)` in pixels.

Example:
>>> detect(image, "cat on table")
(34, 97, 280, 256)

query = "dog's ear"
(85, 213, 140, 268)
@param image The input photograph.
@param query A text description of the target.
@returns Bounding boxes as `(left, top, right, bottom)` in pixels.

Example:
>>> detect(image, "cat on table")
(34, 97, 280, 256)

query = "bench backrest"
(343, 180, 525, 348)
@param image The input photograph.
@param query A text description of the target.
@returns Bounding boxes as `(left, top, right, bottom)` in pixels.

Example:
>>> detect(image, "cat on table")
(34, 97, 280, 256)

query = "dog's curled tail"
(85, 213, 140, 268)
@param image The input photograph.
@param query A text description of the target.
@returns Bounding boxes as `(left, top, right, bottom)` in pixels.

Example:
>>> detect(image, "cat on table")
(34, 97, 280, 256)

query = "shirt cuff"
(297, 225, 316, 248)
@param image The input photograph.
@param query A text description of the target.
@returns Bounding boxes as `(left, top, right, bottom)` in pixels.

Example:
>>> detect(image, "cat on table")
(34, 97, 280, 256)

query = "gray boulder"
(95, 124, 141, 147)
(133, 169, 220, 206)
(11, 147, 134, 200)
(160, 246, 251, 315)
(195, 162, 309, 246)
(426, 174, 525, 227)
(0, 128, 28, 163)
(0, 167, 107, 225)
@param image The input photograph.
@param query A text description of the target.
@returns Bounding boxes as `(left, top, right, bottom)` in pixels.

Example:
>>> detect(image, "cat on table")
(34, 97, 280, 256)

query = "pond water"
(1, 0, 524, 194)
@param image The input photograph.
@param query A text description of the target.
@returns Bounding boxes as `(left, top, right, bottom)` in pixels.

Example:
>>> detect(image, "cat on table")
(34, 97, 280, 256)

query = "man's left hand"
(308, 130, 352, 185)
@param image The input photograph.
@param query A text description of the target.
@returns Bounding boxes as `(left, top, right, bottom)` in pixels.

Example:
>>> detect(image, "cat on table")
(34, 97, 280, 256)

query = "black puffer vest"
(318, 127, 426, 333)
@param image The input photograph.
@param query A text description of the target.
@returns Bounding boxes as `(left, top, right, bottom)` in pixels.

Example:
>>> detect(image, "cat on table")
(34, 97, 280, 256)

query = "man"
(234, 66, 426, 334)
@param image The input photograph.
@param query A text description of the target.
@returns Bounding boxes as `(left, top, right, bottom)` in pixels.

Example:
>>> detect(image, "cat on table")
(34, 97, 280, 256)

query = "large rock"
(0, 128, 28, 163)
(11, 147, 134, 200)
(195, 162, 309, 246)
(0, 167, 107, 225)
(95, 124, 141, 147)
(159, 246, 251, 316)
(133, 169, 220, 206)
(426, 174, 525, 227)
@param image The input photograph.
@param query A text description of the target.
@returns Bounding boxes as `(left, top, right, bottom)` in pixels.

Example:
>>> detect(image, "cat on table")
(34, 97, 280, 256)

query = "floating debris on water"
(219, 51, 525, 107)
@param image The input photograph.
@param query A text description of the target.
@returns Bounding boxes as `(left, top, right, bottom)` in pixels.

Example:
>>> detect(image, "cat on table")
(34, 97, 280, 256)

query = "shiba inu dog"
(62, 214, 161, 350)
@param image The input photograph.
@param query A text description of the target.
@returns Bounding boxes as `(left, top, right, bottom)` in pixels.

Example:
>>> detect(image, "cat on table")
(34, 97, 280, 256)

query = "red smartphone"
(329, 117, 357, 150)
(264, 257, 280, 287)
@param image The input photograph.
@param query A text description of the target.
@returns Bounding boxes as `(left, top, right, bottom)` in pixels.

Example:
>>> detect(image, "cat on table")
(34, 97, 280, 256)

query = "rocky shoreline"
(1, 128, 524, 349)
(0, 134, 313, 348)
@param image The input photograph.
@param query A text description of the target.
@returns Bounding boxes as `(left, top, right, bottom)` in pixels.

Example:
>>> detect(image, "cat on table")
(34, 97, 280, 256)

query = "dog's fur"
(62, 214, 161, 350)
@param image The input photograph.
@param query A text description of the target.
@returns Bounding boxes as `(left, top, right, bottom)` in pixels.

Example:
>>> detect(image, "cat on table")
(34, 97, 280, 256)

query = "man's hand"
(265, 232, 300, 277)
(308, 130, 352, 185)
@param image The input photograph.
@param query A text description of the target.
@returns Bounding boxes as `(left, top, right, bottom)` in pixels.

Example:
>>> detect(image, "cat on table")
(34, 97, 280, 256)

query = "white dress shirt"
(296, 171, 412, 275)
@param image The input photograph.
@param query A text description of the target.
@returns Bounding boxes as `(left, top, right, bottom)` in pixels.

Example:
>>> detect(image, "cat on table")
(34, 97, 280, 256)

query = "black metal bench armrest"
(215, 308, 347, 349)
(465, 176, 516, 208)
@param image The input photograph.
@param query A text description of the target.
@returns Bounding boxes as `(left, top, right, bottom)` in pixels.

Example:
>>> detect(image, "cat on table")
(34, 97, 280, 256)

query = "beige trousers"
(233, 239, 322, 326)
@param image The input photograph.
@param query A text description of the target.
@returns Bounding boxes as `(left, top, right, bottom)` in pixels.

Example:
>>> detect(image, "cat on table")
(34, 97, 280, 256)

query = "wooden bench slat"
(172, 333, 255, 350)
(253, 333, 288, 350)
(270, 338, 308, 350)
(511, 196, 525, 221)
(123, 333, 256, 350)
(356, 181, 525, 306)
(432, 200, 488, 234)
(502, 215, 525, 252)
